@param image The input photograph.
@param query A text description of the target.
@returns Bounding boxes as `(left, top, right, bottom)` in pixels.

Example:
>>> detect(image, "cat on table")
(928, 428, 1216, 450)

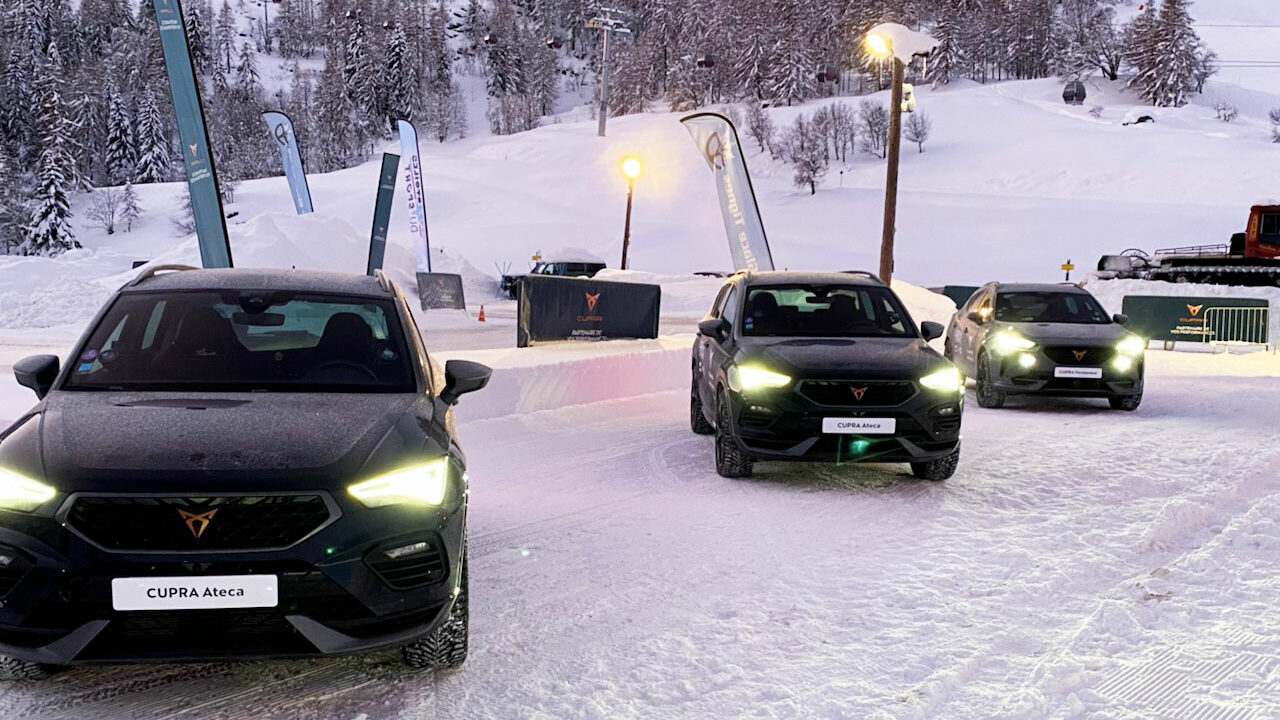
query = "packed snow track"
(0, 354, 1277, 719)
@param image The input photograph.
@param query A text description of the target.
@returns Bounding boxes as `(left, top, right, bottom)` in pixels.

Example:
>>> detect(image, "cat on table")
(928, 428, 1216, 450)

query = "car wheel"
(0, 656, 60, 681)
(910, 448, 960, 481)
(690, 375, 715, 435)
(975, 353, 1006, 409)
(1109, 392, 1142, 411)
(714, 390, 753, 479)
(403, 550, 468, 670)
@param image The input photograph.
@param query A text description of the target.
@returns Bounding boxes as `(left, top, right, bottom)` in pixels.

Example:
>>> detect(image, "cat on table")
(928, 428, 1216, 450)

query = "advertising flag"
(396, 120, 432, 272)
(152, 0, 232, 268)
(367, 153, 400, 276)
(679, 113, 775, 271)
(261, 111, 314, 214)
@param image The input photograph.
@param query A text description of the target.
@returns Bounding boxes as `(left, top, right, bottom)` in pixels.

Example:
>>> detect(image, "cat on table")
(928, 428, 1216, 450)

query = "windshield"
(63, 291, 416, 393)
(995, 292, 1111, 325)
(741, 285, 914, 338)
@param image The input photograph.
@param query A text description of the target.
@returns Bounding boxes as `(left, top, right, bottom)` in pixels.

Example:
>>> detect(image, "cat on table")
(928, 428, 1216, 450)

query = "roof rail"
(840, 270, 885, 284)
(128, 264, 200, 287)
(372, 268, 394, 294)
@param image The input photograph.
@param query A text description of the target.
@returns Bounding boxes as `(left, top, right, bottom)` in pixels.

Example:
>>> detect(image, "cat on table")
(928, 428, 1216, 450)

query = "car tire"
(403, 551, 468, 670)
(0, 656, 60, 681)
(1109, 392, 1142, 411)
(910, 448, 960, 481)
(975, 353, 1006, 409)
(714, 390, 753, 479)
(690, 375, 715, 435)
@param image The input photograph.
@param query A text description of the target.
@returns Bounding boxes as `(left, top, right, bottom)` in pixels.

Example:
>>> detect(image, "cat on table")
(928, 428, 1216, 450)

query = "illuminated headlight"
(728, 364, 791, 392)
(348, 459, 450, 508)
(1112, 355, 1134, 372)
(0, 467, 56, 512)
(991, 331, 1036, 355)
(1116, 335, 1146, 356)
(920, 367, 964, 394)
(1016, 352, 1036, 369)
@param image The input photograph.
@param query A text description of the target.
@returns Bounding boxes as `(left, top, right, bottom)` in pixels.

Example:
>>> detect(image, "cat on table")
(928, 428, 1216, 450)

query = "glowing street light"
(865, 32, 891, 58)
(619, 157, 642, 269)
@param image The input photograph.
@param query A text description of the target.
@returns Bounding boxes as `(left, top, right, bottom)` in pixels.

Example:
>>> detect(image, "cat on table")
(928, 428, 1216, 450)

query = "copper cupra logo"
(584, 293, 601, 313)
(850, 386, 868, 401)
(1073, 350, 1088, 361)
(178, 509, 218, 540)
(1187, 304, 1204, 317)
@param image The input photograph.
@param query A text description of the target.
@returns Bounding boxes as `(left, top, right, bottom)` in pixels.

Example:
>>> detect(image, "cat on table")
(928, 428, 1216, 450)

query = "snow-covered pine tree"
(928, 1, 965, 85)
(104, 81, 137, 186)
(120, 180, 142, 232)
(22, 49, 78, 257)
(134, 90, 170, 184)
(314, 51, 353, 172)
(1127, 0, 1210, 107)
(184, 0, 212, 76)
(609, 40, 653, 117)
(768, 0, 817, 106)
(453, 0, 489, 64)
(343, 16, 381, 148)
(384, 24, 414, 126)
(215, 0, 235, 73)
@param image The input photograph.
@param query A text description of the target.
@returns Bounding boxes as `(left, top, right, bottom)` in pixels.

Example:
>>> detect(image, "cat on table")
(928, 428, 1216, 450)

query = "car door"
(966, 290, 995, 368)
(953, 289, 992, 374)
(695, 283, 736, 408)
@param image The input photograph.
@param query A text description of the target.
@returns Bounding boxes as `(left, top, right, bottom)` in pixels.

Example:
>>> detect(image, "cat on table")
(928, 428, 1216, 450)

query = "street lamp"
(585, 9, 632, 137)
(864, 24, 935, 285)
(619, 157, 642, 270)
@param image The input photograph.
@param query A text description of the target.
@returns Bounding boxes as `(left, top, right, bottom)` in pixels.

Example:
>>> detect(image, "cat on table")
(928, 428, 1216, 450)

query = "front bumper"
(989, 347, 1144, 398)
(0, 492, 464, 664)
(725, 382, 963, 464)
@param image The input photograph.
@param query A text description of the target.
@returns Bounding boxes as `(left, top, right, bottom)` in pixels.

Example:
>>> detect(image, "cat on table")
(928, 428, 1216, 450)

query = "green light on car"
(348, 458, 450, 508)
(1116, 335, 1146, 356)
(0, 466, 56, 513)
(920, 367, 964, 394)
(729, 364, 792, 393)
(991, 330, 1036, 355)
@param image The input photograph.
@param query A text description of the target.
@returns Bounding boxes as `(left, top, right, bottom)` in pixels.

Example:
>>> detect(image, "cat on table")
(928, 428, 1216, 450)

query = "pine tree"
(134, 90, 170, 183)
(104, 81, 137, 185)
(1127, 0, 1209, 107)
(216, 0, 236, 73)
(384, 24, 414, 125)
(314, 51, 352, 171)
(120, 180, 142, 232)
(768, 0, 817, 106)
(185, 0, 212, 76)
(22, 50, 78, 256)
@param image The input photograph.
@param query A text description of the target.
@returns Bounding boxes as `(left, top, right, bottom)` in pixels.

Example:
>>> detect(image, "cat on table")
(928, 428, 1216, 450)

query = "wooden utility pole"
(879, 57, 905, 285)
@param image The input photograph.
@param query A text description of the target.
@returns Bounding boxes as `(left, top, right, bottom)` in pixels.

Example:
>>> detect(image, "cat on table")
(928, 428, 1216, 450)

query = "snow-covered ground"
(0, 349, 1276, 719)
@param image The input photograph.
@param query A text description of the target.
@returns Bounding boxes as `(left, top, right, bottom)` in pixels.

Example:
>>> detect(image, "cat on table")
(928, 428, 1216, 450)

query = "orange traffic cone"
(477, 305, 486, 322)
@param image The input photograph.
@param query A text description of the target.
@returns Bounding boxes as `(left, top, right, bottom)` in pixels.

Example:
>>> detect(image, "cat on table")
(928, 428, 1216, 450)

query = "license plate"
(111, 575, 279, 611)
(823, 417, 896, 435)
(1054, 367, 1103, 379)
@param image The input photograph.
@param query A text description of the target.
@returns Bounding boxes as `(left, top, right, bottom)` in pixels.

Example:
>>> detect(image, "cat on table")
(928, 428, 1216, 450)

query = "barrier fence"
(1202, 306, 1270, 348)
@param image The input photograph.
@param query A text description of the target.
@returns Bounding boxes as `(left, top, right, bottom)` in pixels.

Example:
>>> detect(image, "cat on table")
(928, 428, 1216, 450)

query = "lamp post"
(865, 31, 903, 285)
(586, 9, 631, 138)
(620, 157, 642, 269)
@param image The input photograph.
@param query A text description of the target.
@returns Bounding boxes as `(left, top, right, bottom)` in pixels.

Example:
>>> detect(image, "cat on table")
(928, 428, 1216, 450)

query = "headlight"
(1116, 335, 1146, 356)
(348, 458, 450, 508)
(729, 364, 791, 392)
(920, 367, 964, 394)
(0, 467, 56, 512)
(991, 331, 1036, 355)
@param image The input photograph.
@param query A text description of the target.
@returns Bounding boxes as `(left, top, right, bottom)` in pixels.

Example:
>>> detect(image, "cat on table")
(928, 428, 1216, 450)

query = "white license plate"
(1054, 367, 1103, 379)
(111, 575, 279, 611)
(823, 417, 896, 435)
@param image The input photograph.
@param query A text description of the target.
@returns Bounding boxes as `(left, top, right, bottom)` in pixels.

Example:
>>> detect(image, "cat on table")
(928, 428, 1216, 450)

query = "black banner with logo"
(416, 272, 467, 310)
(1121, 295, 1268, 343)
(517, 276, 660, 348)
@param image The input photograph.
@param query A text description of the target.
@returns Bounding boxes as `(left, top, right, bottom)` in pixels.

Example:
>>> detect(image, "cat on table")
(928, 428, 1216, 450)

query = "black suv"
(944, 282, 1145, 410)
(0, 266, 490, 678)
(691, 271, 964, 481)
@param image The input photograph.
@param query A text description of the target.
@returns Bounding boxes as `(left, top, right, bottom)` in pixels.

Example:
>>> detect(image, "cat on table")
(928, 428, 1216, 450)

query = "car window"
(995, 292, 1110, 324)
(709, 284, 732, 318)
(1261, 212, 1280, 241)
(721, 286, 741, 327)
(64, 290, 417, 393)
(741, 285, 913, 338)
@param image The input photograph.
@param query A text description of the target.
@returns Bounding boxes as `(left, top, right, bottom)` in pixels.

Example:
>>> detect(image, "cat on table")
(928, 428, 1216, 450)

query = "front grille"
(1042, 346, 1114, 366)
(366, 537, 447, 590)
(798, 380, 917, 407)
(67, 494, 333, 552)
(80, 609, 314, 660)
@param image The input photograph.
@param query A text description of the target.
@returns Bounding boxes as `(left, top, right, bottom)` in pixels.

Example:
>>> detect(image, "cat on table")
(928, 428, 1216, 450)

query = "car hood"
(3, 391, 437, 493)
(737, 337, 945, 380)
(998, 322, 1130, 346)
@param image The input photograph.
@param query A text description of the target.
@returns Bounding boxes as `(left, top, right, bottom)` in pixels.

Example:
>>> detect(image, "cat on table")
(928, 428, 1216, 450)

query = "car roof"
(120, 267, 396, 299)
(735, 270, 886, 287)
(990, 282, 1089, 294)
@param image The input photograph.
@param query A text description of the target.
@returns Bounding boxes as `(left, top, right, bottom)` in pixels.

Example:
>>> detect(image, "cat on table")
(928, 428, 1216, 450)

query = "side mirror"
(920, 321, 945, 342)
(966, 310, 987, 324)
(697, 318, 730, 340)
(1113, 313, 1129, 325)
(440, 360, 492, 406)
(14, 355, 60, 399)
